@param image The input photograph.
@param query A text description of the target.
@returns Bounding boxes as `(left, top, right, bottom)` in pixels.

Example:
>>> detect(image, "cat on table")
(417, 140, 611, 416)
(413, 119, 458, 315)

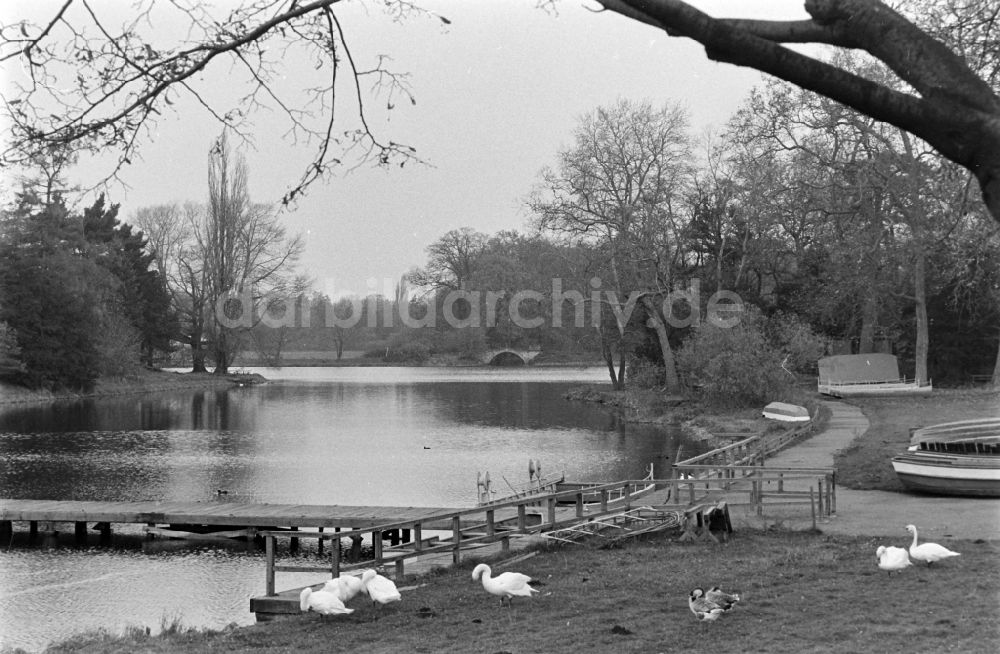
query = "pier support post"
(451, 516, 461, 564)
(0, 520, 11, 541)
(317, 527, 324, 555)
(29, 520, 38, 541)
(373, 530, 383, 563)
(329, 538, 341, 578)
(40, 522, 59, 548)
(290, 527, 299, 553)
(74, 521, 87, 544)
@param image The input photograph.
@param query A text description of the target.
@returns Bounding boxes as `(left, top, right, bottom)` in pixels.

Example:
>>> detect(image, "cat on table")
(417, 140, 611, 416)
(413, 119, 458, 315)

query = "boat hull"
(818, 382, 933, 398)
(762, 401, 811, 422)
(891, 452, 1000, 497)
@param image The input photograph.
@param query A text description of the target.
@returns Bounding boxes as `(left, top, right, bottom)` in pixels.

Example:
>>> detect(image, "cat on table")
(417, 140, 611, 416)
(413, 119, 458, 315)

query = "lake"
(0, 366, 700, 651)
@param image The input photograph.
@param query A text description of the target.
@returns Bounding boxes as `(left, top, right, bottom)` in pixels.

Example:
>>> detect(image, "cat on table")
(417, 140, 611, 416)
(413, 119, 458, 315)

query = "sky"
(2, 0, 812, 297)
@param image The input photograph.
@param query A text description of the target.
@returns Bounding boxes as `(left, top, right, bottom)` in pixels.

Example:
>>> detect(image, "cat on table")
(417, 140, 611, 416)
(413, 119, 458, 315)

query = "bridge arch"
(481, 349, 541, 366)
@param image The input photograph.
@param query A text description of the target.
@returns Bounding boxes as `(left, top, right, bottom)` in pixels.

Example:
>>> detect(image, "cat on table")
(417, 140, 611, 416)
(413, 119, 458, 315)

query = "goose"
(705, 586, 740, 611)
(471, 563, 539, 607)
(688, 588, 725, 623)
(361, 569, 401, 607)
(905, 524, 961, 565)
(875, 545, 912, 575)
(323, 574, 365, 603)
(300, 586, 354, 616)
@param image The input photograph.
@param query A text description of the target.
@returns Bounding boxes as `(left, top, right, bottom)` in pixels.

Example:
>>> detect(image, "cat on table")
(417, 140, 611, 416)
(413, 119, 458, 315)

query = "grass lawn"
(835, 388, 1000, 491)
(40, 530, 998, 654)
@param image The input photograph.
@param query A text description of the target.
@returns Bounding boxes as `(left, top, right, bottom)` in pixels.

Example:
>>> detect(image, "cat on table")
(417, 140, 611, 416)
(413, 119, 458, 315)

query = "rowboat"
(762, 402, 811, 422)
(891, 418, 1000, 497)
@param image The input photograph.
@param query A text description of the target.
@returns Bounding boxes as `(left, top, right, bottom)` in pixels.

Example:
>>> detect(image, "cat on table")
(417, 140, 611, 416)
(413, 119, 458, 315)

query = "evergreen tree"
(0, 192, 104, 389)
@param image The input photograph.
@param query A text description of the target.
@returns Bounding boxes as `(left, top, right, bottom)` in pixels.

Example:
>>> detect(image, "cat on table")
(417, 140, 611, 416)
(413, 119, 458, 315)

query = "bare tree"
(1, 1, 438, 204)
(598, 0, 1000, 223)
(5, 1, 999, 224)
(200, 132, 304, 373)
(409, 228, 488, 291)
(531, 98, 691, 392)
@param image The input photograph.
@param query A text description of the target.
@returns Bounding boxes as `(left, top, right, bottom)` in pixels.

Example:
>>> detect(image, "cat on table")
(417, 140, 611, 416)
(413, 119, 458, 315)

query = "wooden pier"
(0, 498, 467, 545)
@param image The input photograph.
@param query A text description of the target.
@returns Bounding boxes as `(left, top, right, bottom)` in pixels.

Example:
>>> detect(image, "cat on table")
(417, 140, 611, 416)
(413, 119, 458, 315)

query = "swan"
(361, 569, 401, 607)
(299, 586, 354, 616)
(323, 574, 365, 603)
(688, 588, 725, 623)
(705, 586, 740, 611)
(471, 563, 539, 607)
(905, 524, 961, 565)
(876, 545, 912, 575)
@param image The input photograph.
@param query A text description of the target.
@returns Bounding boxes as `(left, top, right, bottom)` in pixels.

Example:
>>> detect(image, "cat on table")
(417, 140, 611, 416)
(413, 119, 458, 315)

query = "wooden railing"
(257, 478, 654, 597)
(667, 464, 836, 518)
(677, 421, 815, 470)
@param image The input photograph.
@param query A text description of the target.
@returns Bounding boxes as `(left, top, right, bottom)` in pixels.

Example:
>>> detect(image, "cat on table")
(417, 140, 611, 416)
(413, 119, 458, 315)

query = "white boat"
(762, 402, 811, 422)
(891, 418, 1000, 497)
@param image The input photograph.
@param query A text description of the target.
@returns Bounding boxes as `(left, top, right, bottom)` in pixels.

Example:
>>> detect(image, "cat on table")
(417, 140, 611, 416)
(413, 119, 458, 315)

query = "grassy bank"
(37, 530, 998, 654)
(835, 388, 1000, 491)
(0, 368, 260, 406)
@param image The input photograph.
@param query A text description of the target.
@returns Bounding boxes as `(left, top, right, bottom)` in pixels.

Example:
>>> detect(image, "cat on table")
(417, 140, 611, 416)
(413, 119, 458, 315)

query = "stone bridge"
(480, 349, 542, 365)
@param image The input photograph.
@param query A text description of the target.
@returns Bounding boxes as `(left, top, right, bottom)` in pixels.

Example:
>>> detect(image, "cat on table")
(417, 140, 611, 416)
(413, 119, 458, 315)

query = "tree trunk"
(189, 327, 207, 373)
(599, 326, 624, 391)
(640, 296, 681, 393)
(913, 248, 929, 385)
(992, 325, 1000, 387)
(214, 329, 230, 375)
(857, 295, 878, 354)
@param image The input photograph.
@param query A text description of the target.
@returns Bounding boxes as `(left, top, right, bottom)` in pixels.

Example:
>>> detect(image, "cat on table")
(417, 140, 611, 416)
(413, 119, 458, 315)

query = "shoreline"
(0, 369, 264, 406)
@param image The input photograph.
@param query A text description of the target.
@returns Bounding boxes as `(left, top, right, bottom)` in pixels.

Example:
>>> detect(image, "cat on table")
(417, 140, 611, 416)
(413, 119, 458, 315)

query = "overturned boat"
(762, 402, 811, 423)
(817, 354, 932, 398)
(891, 418, 1000, 497)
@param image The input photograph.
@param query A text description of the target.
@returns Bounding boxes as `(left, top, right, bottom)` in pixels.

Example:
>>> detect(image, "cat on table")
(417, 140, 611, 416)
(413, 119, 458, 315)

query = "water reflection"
(0, 367, 702, 651)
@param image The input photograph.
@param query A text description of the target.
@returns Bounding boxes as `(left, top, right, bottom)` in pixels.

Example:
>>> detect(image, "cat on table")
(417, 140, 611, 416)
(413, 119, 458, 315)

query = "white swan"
(471, 563, 539, 607)
(876, 545, 913, 575)
(688, 588, 725, 623)
(300, 586, 354, 615)
(905, 524, 961, 565)
(361, 569, 401, 606)
(323, 573, 365, 603)
(705, 586, 740, 611)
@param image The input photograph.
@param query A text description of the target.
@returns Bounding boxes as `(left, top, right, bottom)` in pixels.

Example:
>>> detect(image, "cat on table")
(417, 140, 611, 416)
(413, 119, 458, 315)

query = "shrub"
(627, 359, 665, 389)
(676, 307, 795, 407)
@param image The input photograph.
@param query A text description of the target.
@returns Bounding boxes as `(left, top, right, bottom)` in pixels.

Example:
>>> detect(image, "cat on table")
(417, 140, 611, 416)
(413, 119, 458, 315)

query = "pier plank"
(0, 499, 457, 530)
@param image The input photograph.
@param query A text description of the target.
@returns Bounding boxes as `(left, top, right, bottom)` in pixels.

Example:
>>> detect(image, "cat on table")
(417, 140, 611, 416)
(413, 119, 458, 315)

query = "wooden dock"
(0, 498, 468, 543)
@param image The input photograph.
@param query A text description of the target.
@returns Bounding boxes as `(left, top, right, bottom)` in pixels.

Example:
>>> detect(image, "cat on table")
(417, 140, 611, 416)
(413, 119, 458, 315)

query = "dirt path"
(730, 400, 1000, 540)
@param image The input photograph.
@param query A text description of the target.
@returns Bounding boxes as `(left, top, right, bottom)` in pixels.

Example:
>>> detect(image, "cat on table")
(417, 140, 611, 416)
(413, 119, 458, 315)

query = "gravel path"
(730, 400, 1000, 540)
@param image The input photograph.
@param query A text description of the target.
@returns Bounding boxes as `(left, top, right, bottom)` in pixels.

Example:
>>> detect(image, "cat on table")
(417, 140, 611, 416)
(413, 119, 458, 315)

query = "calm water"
(0, 367, 698, 651)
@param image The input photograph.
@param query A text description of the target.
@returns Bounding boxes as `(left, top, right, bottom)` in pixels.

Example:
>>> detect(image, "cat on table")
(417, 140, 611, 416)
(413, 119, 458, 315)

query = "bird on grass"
(905, 524, 961, 565)
(876, 545, 913, 575)
(323, 574, 365, 603)
(361, 568, 401, 607)
(472, 563, 539, 607)
(688, 588, 726, 624)
(705, 586, 741, 611)
(300, 586, 354, 616)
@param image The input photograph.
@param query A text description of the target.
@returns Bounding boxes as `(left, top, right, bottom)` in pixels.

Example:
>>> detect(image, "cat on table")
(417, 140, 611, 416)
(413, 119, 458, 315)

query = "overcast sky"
(3, 1, 811, 296)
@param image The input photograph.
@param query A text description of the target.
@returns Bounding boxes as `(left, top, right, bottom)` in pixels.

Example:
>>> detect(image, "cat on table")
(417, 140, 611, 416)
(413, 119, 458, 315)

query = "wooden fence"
(258, 478, 654, 597)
